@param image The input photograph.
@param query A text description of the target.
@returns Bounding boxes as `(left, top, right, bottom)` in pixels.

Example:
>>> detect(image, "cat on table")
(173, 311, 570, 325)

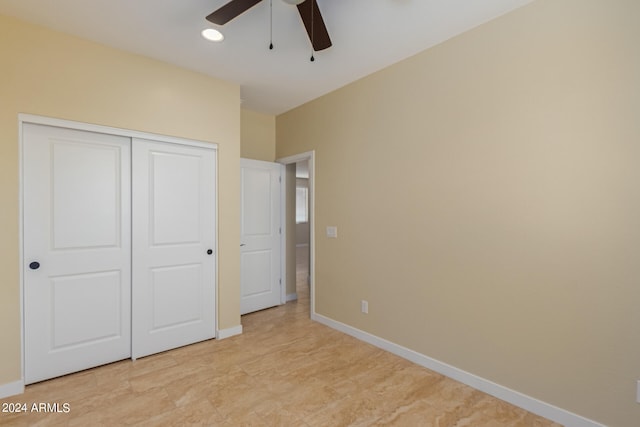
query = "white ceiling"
(0, 0, 532, 115)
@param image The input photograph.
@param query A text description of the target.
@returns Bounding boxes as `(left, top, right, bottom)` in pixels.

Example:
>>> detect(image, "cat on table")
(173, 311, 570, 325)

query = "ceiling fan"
(206, 0, 332, 51)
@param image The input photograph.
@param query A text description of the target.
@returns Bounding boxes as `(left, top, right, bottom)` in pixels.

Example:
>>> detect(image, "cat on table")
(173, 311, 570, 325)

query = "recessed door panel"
(51, 142, 122, 250)
(151, 264, 202, 330)
(51, 271, 123, 349)
(242, 168, 273, 236)
(24, 123, 131, 384)
(151, 152, 201, 245)
(241, 250, 273, 296)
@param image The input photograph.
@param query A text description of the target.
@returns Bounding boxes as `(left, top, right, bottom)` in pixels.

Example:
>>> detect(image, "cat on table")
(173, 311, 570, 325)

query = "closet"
(22, 122, 217, 384)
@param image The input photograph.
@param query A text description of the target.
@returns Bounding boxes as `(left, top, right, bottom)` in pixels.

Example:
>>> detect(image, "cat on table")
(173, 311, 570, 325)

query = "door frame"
(276, 151, 316, 318)
(18, 114, 219, 386)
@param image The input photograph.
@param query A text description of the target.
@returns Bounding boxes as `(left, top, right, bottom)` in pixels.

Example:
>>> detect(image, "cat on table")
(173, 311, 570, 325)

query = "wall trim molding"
(312, 313, 605, 427)
(216, 325, 243, 340)
(286, 293, 298, 302)
(0, 380, 24, 399)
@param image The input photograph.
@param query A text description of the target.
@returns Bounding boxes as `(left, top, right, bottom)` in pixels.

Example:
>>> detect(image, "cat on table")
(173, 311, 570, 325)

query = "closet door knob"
(29, 261, 40, 270)
(207, 249, 213, 255)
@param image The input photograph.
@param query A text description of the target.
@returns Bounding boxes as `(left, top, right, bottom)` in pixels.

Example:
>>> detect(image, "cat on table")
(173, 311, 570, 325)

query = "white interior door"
(240, 158, 283, 315)
(23, 124, 131, 384)
(132, 139, 216, 359)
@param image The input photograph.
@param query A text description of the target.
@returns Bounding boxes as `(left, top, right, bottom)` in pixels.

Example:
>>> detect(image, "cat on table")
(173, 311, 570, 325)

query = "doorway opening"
(294, 160, 310, 302)
(277, 151, 315, 318)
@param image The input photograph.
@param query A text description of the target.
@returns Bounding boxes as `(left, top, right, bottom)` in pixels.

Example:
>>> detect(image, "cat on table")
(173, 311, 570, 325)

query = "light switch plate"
(361, 300, 368, 314)
(326, 226, 338, 238)
(637, 380, 640, 403)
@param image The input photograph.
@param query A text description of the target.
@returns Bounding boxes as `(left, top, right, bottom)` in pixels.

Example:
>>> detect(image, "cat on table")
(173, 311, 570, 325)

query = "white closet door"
(23, 124, 131, 384)
(240, 158, 282, 315)
(132, 138, 216, 359)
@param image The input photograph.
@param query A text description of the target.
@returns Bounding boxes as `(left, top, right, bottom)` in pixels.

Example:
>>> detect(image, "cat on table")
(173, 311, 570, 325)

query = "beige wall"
(276, 1, 640, 426)
(0, 15, 241, 387)
(240, 109, 276, 161)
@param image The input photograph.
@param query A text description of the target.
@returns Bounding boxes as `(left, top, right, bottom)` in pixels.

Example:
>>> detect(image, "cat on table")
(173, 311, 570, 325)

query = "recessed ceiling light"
(201, 28, 224, 42)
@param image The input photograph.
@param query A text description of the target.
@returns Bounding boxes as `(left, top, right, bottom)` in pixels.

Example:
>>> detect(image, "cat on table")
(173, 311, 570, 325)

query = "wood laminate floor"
(1, 248, 560, 426)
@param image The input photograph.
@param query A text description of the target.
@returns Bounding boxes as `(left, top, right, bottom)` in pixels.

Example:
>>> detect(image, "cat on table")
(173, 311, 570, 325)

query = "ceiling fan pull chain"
(310, 0, 315, 61)
(269, 0, 274, 50)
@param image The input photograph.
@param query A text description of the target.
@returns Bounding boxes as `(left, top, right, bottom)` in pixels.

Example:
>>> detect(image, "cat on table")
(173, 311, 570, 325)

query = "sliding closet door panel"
(132, 139, 216, 359)
(23, 123, 131, 384)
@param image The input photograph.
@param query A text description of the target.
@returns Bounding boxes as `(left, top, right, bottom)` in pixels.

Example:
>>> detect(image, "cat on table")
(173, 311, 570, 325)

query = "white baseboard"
(0, 380, 24, 399)
(216, 324, 243, 340)
(312, 313, 605, 427)
(286, 293, 298, 302)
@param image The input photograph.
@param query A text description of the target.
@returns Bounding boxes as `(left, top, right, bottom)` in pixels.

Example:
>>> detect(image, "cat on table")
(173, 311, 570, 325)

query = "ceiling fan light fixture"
(201, 28, 224, 42)
(282, 0, 306, 5)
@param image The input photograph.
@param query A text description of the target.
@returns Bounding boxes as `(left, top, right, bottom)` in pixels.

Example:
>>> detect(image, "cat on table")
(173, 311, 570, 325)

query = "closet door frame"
(18, 114, 218, 385)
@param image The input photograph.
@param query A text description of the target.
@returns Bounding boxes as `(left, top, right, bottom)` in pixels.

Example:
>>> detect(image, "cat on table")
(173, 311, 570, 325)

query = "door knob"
(29, 261, 40, 270)
(207, 249, 213, 255)
(240, 244, 246, 247)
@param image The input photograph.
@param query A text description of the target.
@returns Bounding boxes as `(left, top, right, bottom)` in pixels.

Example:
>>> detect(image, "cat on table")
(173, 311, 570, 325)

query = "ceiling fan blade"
(206, 0, 263, 25)
(297, 0, 332, 51)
